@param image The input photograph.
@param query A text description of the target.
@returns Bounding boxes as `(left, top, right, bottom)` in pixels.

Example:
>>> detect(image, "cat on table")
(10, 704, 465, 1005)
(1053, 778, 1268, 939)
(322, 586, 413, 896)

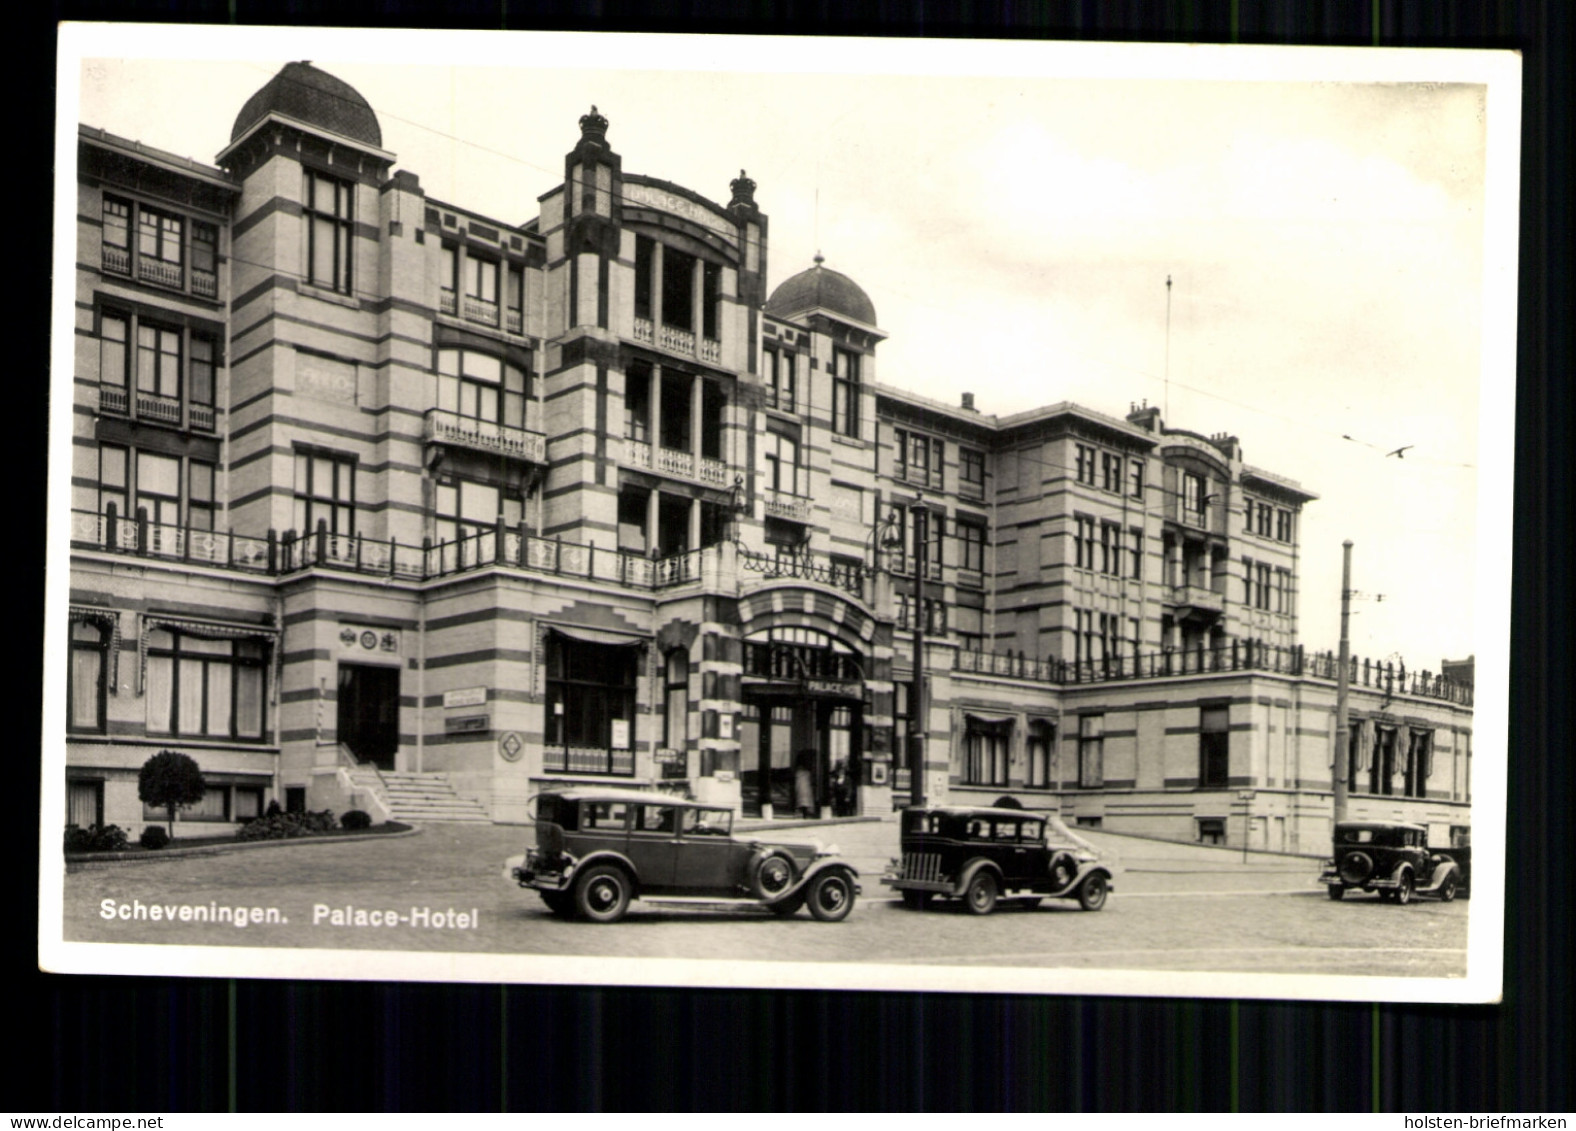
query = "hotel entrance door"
(739, 696, 861, 818)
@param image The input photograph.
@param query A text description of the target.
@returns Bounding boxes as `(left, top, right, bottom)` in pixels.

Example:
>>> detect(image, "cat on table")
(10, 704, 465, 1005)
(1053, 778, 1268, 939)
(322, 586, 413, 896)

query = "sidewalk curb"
(63, 823, 423, 872)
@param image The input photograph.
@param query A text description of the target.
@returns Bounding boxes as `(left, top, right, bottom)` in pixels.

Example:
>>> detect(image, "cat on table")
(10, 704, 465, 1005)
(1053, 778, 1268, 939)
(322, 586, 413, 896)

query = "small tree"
(138, 750, 206, 836)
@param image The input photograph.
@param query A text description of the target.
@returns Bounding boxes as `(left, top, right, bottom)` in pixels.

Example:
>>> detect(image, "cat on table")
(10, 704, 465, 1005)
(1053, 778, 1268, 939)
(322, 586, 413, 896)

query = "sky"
(61, 28, 1519, 671)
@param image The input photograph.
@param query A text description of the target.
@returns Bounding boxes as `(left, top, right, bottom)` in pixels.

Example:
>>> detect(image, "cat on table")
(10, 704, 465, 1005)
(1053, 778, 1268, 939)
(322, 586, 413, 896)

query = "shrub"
(341, 810, 372, 831)
(140, 826, 171, 850)
(138, 750, 206, 835)
(235, 809, 340, 842)
(64, 824, 129, 853)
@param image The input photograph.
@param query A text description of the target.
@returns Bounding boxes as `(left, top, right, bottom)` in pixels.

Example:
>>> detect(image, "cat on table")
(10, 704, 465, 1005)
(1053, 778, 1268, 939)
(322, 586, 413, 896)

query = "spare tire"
(1339, 850, 1374, 885)
(750, 850, 798, 900)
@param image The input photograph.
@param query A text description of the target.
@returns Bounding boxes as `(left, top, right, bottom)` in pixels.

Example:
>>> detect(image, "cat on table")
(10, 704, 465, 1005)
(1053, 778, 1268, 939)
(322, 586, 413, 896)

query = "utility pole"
(1333, 540, 1353, 823)
(909, 497, 927, 810)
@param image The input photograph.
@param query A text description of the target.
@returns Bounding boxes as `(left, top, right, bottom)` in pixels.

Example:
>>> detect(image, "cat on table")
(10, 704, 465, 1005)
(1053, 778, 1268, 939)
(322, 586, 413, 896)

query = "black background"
(22, 0, 1570, 1112)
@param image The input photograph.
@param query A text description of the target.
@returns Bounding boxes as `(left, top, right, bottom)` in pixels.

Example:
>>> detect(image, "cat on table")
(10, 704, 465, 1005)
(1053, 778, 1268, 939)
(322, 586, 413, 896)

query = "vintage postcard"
(42, 25, 1518, 1002)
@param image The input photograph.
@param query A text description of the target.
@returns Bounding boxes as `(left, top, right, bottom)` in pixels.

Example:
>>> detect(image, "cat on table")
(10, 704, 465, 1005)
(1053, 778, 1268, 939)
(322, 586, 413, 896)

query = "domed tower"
(215, 62, 426, 548)
(765, 255, 885, 444)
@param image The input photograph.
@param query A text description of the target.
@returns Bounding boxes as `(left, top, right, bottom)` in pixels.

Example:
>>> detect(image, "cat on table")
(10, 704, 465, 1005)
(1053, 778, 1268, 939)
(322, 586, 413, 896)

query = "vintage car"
(503, 788, 860, 923)
(881, 806, 1115, 914)
(1320, 820, 1465, 903)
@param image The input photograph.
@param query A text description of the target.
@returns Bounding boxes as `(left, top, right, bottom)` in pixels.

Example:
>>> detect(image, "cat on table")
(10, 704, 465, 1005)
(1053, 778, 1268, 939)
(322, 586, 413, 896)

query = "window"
(506, 265, 525, 333)
(1075, 444, 1097, 486)
(960, 447, 985, 494)
(1129, 459, 1145, 499)
(663, 647, 689, 777)
(1242, 557, 1255, 607)
(136, 452, 181, 527)
(1369, 726, 1398, 795)
(1403, 729, 1432, 798)
(1275, 508, 1293, 542)
(624, 363, 651, 442)
(930, 438, 945, 489)
(99, 313, 128, 407)
(67, 779, 104, 829)
(1197, 817, 1226, 845)
(832, 348, 860, 437)
(145, 785, 233, 823)
(964, 719, 1010, 786)
(957, 520, 986, 576)
(617, 487, 649, 554)
(189, 334, 216, 425)
(436, 479, 521, 545)
(302, 168, 354, 294)
(1200, 705, 1229, 788)
(702, 261, 721, 341)
(98, 445, 127, 517)
(1184, 473, 1206, 520)
(1099, 522, 1123, 577)
(1076, 611, 1119, 671)
(437, 348, 528, 430)
(465, 255, 499, 325)
(137, 205, 184, 288)
(191, 222, 218, 298)
(1256, 502, 1273, 537)
(1256, 562, 1272, 610)
(69, 621, 109, 733)
(1101, 451, 1123, 493)
(137, 322, 181, 403)
(662, 246, 696, 331)
(634, 236, 654, 321)
(764, 430, 801, 496)
(1129, 527, 1144, 579)
(102, 196, 131, 274)
(1074, 514, 1097, 570)
(294, 451, 356, 537)
(544, 636, 638, 775)
(144, 629, 267, 740)
(439, 243, 458, 312)
(764, 347, 795, 412)
(1077, 715, 1104, 788)
(1274, 567, 1292, 614)
(1026, 719, 1055, 789)
(187, 461, 216, 532)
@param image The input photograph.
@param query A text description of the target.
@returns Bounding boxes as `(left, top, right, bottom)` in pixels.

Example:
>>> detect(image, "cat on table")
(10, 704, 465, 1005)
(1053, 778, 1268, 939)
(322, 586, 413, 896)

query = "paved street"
(61, 818, 1468, 978)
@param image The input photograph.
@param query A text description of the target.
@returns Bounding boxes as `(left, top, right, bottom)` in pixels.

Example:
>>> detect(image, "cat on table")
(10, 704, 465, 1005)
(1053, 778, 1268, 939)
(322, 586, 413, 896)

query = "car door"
(625, 803, 680, 891)
(675, 807, 744, 895)
(992, 818, 1034, 891)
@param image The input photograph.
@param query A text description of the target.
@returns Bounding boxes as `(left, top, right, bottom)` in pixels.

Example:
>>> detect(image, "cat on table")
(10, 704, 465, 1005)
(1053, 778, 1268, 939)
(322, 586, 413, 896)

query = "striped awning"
(69, 605, 121, 693)
(139, 614, 279, 694)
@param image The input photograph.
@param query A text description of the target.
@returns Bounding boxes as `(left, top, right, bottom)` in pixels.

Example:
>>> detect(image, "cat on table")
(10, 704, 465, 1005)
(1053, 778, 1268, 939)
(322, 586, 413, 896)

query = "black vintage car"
(1320, 820, 1465, 904)
(881, 806, 1115, 914)
(503, 789, 860, 922)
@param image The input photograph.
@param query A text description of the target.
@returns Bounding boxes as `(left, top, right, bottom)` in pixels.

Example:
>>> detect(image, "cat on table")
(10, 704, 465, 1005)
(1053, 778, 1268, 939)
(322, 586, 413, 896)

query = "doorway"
(337, 663, 400, 770)
(739, 695, 861, 818)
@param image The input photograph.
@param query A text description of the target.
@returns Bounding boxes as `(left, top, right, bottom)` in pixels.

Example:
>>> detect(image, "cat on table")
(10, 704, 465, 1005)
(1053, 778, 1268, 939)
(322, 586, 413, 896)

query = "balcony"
(192, 270, 218, 300)
(102, 245, 131, 276)
(624, 440, 730, 488)
(425, 409, 545, 465)
(462, 295, 499, 327)
(98, 385, 128, 416)
(633, 317, 655, 345)
(136, 391, 182, 426)
(1167, 583, 1225, 618)
(660, 324, 694, 355)
(506, 308, 523, 335)
(631, 317, 721, 367)
(138, 256, 183, 290)
(190, 403, 216, 432)
(439, 289, 458, 316)
(763, 489, 811, 523)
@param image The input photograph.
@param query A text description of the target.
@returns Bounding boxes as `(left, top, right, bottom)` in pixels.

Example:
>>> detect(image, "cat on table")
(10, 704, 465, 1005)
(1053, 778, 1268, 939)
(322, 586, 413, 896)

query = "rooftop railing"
(951, 640, 1472, 705)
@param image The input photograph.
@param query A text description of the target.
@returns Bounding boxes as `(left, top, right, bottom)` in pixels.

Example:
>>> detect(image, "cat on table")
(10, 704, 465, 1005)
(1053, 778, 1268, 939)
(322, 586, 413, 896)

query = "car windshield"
(680, 807, 733, 836)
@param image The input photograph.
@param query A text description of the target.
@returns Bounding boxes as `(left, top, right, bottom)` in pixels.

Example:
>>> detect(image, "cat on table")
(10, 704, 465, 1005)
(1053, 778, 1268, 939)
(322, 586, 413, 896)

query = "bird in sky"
(1386, 445, 1414, 459)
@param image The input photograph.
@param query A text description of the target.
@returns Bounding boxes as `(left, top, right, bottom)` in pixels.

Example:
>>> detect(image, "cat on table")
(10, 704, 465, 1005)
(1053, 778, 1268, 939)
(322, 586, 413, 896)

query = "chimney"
(961, 392, 976, 412)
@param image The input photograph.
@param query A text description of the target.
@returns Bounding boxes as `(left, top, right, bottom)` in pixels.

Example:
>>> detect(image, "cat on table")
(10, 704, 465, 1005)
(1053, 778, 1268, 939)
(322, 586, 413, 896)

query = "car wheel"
(750, 851, 798, 900)
(806, 870, 855, 922)
(1077, 872, 1109, 912)
(768, 892, 806, 917)
(540, 890, 574, 916)
(1327, 885, 1345, 901)
(1394, 869, 1414, 906)
(901, 890, 933, 911)
(964, 872, 999, 916)
(1438, 873, 1458, 902)
(1049, 853, 1078, 891)
(574, 864, 631, 923)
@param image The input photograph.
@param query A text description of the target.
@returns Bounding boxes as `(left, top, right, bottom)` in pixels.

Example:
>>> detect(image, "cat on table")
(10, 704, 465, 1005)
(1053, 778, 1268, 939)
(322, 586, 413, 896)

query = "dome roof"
(231, 62, 382, 149)
(764, 256, 877, 327)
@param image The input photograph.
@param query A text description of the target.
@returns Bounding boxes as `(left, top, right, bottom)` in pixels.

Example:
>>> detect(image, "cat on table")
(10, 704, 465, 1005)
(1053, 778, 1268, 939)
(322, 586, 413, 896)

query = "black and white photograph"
(42, 25, 1517, 1003)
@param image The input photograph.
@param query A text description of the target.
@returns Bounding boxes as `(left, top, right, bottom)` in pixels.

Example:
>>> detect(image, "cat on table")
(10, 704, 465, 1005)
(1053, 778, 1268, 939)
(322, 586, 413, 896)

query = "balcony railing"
(763, 489, 812, 522)
(192, 270, 218, 299)
(739, 547, 865, 598)
(98, 385, 128, 415)
(425, 409, 545, 464)
(950, 641, 1472, 705)
(699, 337, 721, 364)
(624, 440, 732, 489)
(135, 391, 182, 426)
(659, 324, 694, 355)
(506, 308, 523, 335)
(1168, 584, 1225, 613)
(439, 289, 458, 316)
(102, 244, 131, 276)
(463, 295, 499, 327)
(190, 403, 216, 432)
(138, 256, 183, 290)
(632, 316, 655, 344)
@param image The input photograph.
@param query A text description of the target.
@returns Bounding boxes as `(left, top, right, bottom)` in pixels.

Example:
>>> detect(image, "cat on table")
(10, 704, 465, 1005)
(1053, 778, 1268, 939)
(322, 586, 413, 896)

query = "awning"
(964, 712, 1015, 733)
(139, 614, 279, 695)
(70, 605, 122, 693)
(547, 625, 650, 648)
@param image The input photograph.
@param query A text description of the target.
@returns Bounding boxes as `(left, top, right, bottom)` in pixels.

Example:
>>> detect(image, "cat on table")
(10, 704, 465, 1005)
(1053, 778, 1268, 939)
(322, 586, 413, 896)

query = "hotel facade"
(63, 63, 1474, 852)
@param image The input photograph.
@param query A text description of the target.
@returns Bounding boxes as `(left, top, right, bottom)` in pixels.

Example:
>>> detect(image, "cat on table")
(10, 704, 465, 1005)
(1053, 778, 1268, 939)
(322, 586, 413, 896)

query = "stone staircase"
(350, 768, 492, 823)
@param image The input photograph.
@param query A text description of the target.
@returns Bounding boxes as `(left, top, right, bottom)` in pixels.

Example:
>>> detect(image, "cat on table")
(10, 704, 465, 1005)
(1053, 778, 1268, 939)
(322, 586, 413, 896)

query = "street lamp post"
(1334, 540, 1353, 824)
(908, 496, 927, 810)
